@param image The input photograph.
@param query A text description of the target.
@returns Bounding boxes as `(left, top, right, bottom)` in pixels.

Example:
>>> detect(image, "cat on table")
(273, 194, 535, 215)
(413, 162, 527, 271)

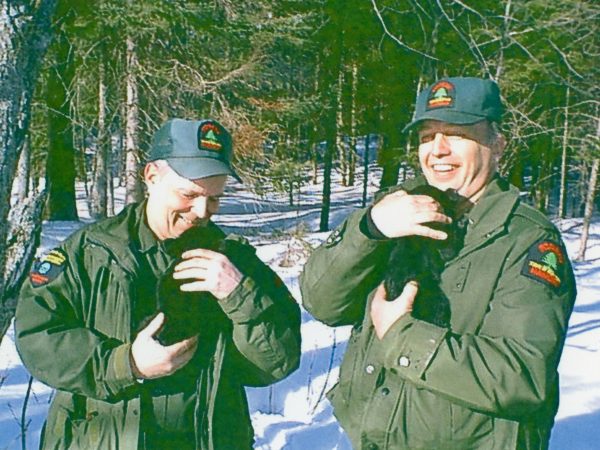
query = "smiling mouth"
(431, 164, 458, 173)
(178, 215, 197, 225)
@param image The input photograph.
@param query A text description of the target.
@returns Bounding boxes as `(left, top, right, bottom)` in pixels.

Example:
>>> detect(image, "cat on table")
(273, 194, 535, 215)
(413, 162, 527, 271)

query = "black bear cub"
(155, 226, 232, 346)
(383, 184, 467, 327)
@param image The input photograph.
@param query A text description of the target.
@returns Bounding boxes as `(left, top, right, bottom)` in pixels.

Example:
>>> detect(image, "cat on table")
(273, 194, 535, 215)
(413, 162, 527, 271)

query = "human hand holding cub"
(371, 281, 419, 339)
(370, 190, 451, 240)
(173, 248, 243, 300)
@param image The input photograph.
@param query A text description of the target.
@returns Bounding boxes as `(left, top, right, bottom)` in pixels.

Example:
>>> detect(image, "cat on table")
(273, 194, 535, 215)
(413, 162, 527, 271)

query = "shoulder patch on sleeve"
(521, 239, 566, 291)
(325, 221, 347, 248)
(30, 249, 67, 287)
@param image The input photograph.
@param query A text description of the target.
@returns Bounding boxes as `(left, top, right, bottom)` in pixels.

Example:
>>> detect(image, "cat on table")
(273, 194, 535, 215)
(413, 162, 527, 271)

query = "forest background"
(0, 0, 598, 373)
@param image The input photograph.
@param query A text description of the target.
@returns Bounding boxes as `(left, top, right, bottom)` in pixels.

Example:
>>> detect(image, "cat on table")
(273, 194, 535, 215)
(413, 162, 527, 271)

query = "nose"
(431, 132, 451, 157)
(191, 197, 209, 219)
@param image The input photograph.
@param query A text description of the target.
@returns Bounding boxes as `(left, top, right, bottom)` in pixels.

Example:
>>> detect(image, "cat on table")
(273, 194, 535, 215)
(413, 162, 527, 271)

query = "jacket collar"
(136, 201, 161, 254)
(463, 176, 520, 248)
(84, 202, 147, 276)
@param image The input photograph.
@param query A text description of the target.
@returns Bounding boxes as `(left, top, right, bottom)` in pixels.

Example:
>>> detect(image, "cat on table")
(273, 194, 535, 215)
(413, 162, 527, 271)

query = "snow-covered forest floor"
(1, 167, 598, 450)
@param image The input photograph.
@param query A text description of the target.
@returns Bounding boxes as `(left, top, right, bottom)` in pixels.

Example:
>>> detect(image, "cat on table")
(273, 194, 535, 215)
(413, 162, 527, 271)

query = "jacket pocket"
(403, 385, 453, 447)
(89, 267, 131, 341)
(450, 401, 494, 447)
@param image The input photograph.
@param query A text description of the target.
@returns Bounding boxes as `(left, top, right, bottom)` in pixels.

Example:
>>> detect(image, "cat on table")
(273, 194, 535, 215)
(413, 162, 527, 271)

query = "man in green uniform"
(16, 118, 301, 449)
(300, 77, 576, 449)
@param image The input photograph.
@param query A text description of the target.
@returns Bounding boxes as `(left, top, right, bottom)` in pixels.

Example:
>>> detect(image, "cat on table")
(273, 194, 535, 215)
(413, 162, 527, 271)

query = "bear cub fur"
(383, 184, 467, 327)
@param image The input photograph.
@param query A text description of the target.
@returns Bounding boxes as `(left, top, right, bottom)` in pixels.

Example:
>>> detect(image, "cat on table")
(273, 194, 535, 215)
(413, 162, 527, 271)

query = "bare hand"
(370, 281, 419, 340)
(370, 190, 451, 239)
(173, 249, 243, 300)
(130, 313, 198, 379)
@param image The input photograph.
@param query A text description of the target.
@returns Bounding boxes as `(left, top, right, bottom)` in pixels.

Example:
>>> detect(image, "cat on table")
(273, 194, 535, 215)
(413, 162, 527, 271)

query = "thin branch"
(370, 0, 439, 61)
(450, 0, 487, 21)
(435, 0, 492, 78)
(20, 376, 33, 450)
(547, 38, 584, 80)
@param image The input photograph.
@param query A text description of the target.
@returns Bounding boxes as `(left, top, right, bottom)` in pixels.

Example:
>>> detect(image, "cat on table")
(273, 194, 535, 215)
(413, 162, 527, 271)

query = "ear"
(493, 133, 507, 158)
(144, 162, 161, 187)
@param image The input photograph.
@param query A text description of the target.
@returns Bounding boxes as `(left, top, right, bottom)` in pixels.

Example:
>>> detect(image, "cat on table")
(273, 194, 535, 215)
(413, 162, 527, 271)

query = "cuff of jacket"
(105, 342, 138, 395)
(219, 275, 274, 323)
(348, 209, 389, 250)
(361, 207, 388, 240)
(380, 315, 447, 382)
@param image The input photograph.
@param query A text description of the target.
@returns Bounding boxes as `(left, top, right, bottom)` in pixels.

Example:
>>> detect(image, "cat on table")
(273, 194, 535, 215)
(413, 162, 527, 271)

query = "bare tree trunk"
(73, 82, 89, 198)
(0, 190, 46, 344)
(125, 36, 143, 204)
(311, 63, 319, 185)
(362, 134, 371, 208)
(495, 0, 512, 80)
(0, 0, 57, 299)
(336, 60, 346, 187)
(46, 21, 78, 221)
(311, 142, 319, 184)
(90, 57, 108, 219)
(559, 85, 570, 219)
(16, 139, 31, 202)
(576, 158, 599, 262)
(576, 117, 600, 261)
(108, 168, 115, 216)
(320, 137, 334, 232)
(348, 61, 358, 187)
(379, 132, 401, 189)
(318, 0, 344, 231)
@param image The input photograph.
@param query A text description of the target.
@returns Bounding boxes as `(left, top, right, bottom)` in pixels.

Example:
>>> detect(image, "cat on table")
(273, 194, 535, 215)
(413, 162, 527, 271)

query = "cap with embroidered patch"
(403, 77, 503, 132)
(148, 118, 241, 182)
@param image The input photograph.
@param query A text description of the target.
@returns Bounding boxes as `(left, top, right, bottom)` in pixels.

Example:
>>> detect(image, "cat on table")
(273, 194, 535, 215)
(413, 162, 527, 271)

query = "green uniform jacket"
(300, 177, 576, 450)
(15, 202, 301, 450)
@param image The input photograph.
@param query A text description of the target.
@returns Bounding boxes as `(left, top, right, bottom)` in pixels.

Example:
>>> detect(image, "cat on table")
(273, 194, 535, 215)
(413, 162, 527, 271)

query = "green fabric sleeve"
(300, 209, 392, 326)
(219, 247, 302, 386)
(15, 257, 138, 401)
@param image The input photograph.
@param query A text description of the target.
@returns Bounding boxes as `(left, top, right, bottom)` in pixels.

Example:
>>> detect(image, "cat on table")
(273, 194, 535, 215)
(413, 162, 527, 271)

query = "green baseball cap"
(403, 77, 503, 132)
(148, 118, 241, 182)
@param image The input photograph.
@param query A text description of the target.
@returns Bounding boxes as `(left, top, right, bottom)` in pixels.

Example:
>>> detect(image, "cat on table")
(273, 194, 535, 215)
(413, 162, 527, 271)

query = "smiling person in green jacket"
(300, 77, 576, 450)
(16, 119, 301, 450)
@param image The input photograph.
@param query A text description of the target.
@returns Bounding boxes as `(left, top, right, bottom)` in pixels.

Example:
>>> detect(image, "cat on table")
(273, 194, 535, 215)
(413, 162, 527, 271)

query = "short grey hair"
(486, 121, 504, 148)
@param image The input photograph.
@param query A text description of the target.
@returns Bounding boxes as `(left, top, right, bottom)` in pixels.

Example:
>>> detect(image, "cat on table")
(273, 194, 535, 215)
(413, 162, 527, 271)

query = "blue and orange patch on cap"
(426, 80, 455, 110)
(30, 248, 67, 287)
(521, 240, 565, 291)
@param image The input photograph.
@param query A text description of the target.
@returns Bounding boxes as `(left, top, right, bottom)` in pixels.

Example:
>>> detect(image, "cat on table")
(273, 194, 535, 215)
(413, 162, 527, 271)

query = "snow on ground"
(1, 167, 599, 449)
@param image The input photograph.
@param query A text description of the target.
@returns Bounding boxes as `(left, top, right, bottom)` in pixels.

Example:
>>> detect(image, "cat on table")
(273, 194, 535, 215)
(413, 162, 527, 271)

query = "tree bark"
(362, 134, 371, 207)
(335, 59, 346, 187)
(46, 19, 78, 220)
(90, 56, 108, 219)
(0, 190, 46, 344)
(318, 0, 343, 231)
(576, 158, 598, 262)
(320, 137, 334, 232)
(576, 116, 600, 261)
(379, 132, 402, 189)
(125, 36, 143, 204)
(559, 85, 570, 219)
(348, 61, 358, 187)
(16, 138, 31, 202)
(0, 0, 57, 298)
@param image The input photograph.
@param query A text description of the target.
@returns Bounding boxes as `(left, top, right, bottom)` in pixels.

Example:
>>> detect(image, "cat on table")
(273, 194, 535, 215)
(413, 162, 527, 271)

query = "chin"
(427, 179, 458, 192)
